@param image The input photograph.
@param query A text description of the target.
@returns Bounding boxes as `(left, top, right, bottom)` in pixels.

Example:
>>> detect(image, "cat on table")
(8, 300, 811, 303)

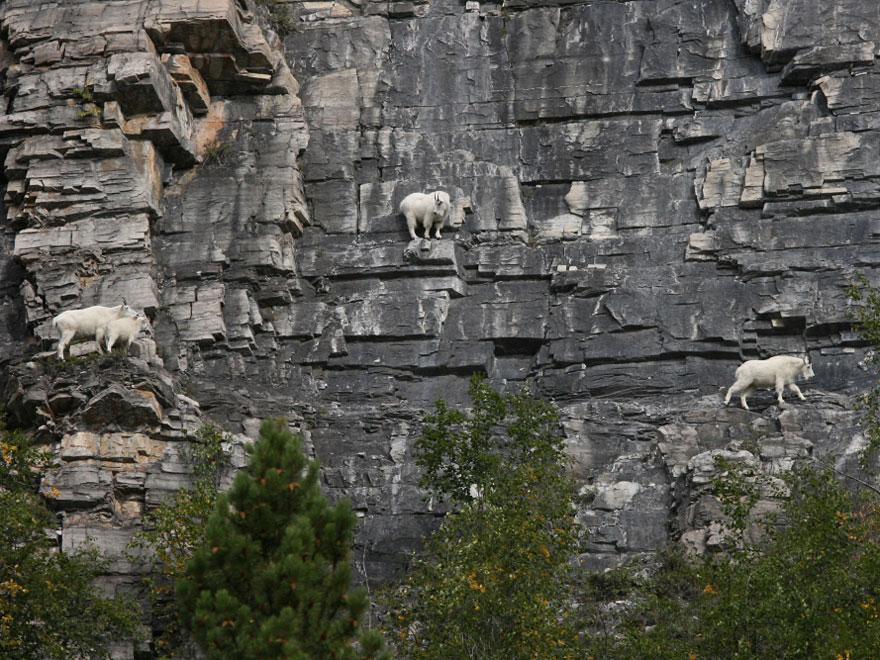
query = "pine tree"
(177, 419, 386, 659)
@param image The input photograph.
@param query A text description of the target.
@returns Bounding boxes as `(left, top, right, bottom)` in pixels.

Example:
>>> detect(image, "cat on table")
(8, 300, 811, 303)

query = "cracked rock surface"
(1, 0, 880, 647)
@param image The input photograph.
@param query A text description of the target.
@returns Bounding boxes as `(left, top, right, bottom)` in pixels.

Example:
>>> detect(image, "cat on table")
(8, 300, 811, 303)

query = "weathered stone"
(81, 384, 164, 430)
(162, 54, 211, 115)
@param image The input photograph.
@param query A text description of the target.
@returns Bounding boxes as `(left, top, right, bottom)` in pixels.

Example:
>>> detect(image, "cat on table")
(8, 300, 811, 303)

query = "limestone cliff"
(1, 0, 879, 648)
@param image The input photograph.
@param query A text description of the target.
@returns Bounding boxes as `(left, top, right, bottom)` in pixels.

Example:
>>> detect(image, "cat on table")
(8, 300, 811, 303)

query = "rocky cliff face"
(2, 0, 879, 643)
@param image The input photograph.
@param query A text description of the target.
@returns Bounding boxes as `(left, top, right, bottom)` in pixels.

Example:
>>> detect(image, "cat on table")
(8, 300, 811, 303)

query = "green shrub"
(604, 468, 880, 659)
(389, 375, 583, 659)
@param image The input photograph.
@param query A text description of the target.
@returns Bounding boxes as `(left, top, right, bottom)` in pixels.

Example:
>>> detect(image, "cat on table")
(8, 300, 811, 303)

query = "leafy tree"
(177, 418, 386, 659)
(389, 375, 582, 659)
(0, 420, 138, 658)
(130, 423, 230, 656)
(601, 468, 880, 659)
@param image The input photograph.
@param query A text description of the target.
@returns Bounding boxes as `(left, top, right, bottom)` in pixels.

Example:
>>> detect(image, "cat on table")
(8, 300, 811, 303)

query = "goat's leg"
(789, 383, 806, 401)
(740, 386, 754, 410)
(57, 330, 75, 360)
(404, 211, 419, 241)
(775, 378, 787, 407)
(725, 379, 745, 406)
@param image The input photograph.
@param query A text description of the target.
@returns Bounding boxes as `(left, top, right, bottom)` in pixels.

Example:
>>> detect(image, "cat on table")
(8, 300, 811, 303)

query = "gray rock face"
(2, 0, 880, 645)
(0, 0, 310, 646)
(278, 0, 879, 575)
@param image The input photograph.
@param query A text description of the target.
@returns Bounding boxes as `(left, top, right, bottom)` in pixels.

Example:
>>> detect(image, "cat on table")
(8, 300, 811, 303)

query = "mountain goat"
(51, 302, 137, 360)
(399, 190, 452, 240)
(724, 355, 814, 410)
(96, 312, 151, 355)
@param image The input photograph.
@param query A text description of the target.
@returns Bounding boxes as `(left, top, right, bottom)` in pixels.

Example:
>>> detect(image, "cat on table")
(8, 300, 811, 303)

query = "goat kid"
(97, 313, 151, 355)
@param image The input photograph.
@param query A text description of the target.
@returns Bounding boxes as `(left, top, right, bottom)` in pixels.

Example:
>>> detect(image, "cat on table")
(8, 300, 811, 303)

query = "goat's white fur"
(724, 355, 814, 410)
(96, 313, 150, 354)
(51, 303, 137, 360)
(399, 191, 453, 240)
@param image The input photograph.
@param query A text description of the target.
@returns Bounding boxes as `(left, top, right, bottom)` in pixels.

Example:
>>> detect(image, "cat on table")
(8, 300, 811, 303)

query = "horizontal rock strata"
(0, 2, 879, 653)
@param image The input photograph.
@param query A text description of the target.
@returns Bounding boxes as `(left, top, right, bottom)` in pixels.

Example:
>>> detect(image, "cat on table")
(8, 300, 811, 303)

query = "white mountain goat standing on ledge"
(400, 190, 452, 240)
(96, 312, 151, 355)
(51, 301, 137, 360)
(724, 355, 814, 410)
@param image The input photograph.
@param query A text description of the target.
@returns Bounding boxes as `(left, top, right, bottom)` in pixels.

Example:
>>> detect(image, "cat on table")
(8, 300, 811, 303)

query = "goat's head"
(801, 357, 815, 380)
(117, 299, 137, 318)
(432, 191, 451, 220)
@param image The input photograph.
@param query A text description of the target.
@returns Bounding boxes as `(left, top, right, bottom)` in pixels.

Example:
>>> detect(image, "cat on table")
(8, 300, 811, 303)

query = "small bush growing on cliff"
(255, 0, 295, 36)
(71, 85, 102, 121)
(177, 418, 387, 659)
(201, 139, 232, 166)
(129, 423, 230, 656)
(0, 420, 138, 658)
(388, 375, 582, 659)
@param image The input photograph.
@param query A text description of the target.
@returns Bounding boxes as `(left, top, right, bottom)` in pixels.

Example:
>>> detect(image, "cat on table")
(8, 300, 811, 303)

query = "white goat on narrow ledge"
(724, 355, 814, 410)
(399, 190, 452, 240)
(51, 301, 137, 360)
(96, 312, 151, 355)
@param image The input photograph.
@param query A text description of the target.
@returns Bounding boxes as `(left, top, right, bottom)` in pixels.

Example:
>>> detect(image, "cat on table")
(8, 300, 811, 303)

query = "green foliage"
(71, 86, 94, 103)
(596, 468, 880, 659)
(389, 375, 582, 659)
(202, 139, 233, 166)
(177, 418, 387, 659)
(0, 420, 138, 658)
(71, 85, 101, 120)
(415, 374, 566, 505)
(130, 423, 230, 656)
(848, 273, 880, 351)
(77, 104, 102, 119)
(848, 274, 880, 467)
(255, 0, 295, 35)
(709, 456, 771, 547)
